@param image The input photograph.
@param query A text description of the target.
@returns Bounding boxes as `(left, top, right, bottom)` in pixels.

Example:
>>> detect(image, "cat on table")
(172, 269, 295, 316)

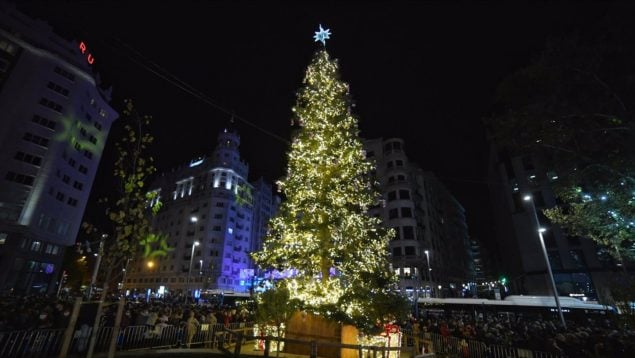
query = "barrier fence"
(0, 322, 250, 357)
(1, 323, 564, 357)
(401, 329, 563, 358)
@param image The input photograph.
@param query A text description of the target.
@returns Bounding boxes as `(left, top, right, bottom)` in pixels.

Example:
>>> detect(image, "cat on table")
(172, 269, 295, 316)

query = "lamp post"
(523, 194, 566, 329)
(424, 250, 432, 298)
(187, 241, 200, 303)
(87, 234, 106, 301)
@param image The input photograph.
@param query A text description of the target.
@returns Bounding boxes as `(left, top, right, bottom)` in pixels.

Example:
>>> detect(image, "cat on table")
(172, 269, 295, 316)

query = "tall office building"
(365, 138, 472, 298)
(126, 129, 277, 296)
(488, 148, 612, 300)
(0, 5, 117, 294)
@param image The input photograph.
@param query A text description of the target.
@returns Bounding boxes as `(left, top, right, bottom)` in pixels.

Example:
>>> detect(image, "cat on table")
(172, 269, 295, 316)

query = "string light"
(253, 49, 395, 326)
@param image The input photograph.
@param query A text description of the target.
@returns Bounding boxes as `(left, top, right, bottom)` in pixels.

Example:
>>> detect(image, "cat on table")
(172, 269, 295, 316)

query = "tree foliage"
(252, 50, 404, 333)
(83, 100, 168, 288)
(487, 23, 635, 261)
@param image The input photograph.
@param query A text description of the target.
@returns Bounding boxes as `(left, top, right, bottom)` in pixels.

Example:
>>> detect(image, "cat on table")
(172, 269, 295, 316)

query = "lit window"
(31, 241, 42, 252)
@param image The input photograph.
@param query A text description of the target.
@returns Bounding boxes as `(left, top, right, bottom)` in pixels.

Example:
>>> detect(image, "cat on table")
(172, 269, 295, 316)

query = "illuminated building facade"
(126, 129, 277, 296)
(0, 4, 117, 294)
(365, 138, 472, 298)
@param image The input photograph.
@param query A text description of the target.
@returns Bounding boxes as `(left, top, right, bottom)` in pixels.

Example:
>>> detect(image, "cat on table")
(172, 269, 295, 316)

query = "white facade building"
(0, 4, 117, 294)
(126, 129, 277, 297)
(365, 138, 472, 298)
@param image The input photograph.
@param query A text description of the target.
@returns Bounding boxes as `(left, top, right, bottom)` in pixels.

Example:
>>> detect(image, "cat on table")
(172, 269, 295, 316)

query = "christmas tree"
(253, 32, 402, 331)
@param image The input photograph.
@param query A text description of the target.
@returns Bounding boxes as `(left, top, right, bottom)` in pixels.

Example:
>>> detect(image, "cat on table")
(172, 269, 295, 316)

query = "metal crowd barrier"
(0, 329, 65, 357)
(401, 329, 563, 358)
(68, 321, 253, 353)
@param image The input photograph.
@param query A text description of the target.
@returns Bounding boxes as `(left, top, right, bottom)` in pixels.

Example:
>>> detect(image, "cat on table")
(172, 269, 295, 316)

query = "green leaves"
(489, 32, 635, 262)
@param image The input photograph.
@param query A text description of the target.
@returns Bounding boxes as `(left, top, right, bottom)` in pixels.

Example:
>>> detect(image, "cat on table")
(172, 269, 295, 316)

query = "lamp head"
(523, 195, 532, 201)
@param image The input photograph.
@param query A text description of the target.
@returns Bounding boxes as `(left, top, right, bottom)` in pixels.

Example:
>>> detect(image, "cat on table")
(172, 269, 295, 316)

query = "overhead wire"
(100, 36, 291, 144)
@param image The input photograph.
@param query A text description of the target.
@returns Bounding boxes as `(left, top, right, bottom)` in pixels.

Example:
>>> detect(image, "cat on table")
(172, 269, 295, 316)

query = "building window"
(405, 246, 416, 256)
(387, 191, 397, 201)
(47, 81, 69, 97)
(78, 165, 88, 174)
(399, 190, 410, 200)
(388, 208, 398, 219)
(14, 151, 42, 166)
(54, 66, 75, 82)
(89, 135, 97, 145)
(56, 192, 65, 201)
(213, 226, 221, 231)
(73, 181, 83, 190)
(23, 132, 49, 147)
(569, 250, 587, 268)
(68, 158, 76, 167)
(39, 97, 63, 113)
(93, 121, 102, 131)
(74, 142, 81, 151)
(397, 175, 406, 182)
(30, 241, 42, 252)
(402, 226, 415, 240)
(32, 114, 56, 130)
(395, 160, 404, 167)
(400, 207, 413, 218)
(62, 175, 70, 184)
(392, 247, 402, 257)
(83, 150, 93, 159)
(5, 171, 35, 186)
(387, 161, 394, 169)
(67, 197, 78, 207)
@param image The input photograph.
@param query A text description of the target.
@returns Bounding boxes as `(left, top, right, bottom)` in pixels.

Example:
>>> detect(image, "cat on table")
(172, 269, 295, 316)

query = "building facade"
(488, 148, 612, 301)
(125, 129, 277, 297)
(365, 138, 472, 299)
(0, 5, 117, 294)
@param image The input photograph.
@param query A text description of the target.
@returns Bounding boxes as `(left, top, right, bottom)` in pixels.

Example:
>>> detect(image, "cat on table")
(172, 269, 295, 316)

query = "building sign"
(78, 41, 95, 65)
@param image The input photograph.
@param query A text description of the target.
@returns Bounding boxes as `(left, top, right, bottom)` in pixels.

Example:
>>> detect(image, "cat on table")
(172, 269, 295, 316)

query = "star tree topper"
(313, 24, 331, 45)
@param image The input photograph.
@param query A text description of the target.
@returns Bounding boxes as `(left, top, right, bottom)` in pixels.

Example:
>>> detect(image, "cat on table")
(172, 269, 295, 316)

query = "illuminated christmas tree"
(253, 28, 402, 331)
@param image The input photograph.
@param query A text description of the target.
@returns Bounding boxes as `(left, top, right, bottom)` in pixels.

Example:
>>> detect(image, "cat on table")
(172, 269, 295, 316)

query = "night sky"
(17, 1, 616, 260)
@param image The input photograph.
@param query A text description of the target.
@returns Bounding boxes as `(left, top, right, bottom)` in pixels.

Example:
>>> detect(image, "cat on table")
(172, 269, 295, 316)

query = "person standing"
(186, 311, 200, 348)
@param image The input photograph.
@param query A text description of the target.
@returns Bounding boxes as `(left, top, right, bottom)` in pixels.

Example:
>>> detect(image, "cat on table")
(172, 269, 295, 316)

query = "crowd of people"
(0, 294, 253, 333)
(0, 295, 74, 331)
(4, 294, 635, 356)
(405, 313, 635, 357)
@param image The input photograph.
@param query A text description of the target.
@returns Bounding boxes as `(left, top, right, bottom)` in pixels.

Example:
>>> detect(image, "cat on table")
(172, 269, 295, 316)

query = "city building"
(365, 138, 472, 299)
(0, 4, 117, 294)
(488, 148, 613, 301)
(125, 129, 278, 297)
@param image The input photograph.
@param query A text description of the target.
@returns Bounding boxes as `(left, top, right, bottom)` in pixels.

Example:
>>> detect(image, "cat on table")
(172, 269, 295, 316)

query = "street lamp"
(199, 260, 203, 275)
(190, 216, 198, 223)
(523, 194, 567, 329)
(187, 241, 200, 303)
(424, 250, 432, 298)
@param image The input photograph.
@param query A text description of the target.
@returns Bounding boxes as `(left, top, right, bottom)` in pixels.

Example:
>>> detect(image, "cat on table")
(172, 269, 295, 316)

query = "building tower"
(0, 4, 117, 294)
(365, 138, 472, 299)
(126, 129, 277, 297)
(488, 148, 611, 300)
